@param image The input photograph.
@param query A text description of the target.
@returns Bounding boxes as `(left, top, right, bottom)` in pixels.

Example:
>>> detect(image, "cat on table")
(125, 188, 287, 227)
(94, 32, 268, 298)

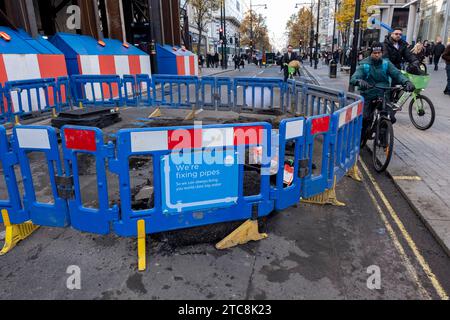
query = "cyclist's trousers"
(362, 98, 397, 137)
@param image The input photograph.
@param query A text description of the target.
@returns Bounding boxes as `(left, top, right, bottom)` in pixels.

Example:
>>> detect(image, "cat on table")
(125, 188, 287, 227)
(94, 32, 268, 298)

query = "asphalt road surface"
(0, 65, 449, 300)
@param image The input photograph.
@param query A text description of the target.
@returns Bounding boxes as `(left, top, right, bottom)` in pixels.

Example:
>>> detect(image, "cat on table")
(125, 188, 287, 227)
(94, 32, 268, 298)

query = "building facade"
(183, 0, 247, 57)
(417, 0, 450, 43)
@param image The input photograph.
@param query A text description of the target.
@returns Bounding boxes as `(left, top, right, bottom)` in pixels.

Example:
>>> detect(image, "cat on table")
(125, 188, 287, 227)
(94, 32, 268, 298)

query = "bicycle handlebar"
(369, 84, 405, 90)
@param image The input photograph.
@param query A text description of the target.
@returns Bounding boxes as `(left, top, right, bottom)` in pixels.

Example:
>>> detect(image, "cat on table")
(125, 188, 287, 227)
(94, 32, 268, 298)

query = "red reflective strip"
(77, 55, 82, 73)
(64, 129, 97, 152)
(168, 129, 202, 150)
(0, 55, 7, 110)
(358, 102, 363, 116)
(345, 107, 353, 124)
(98, 56, 117, 99)
(189, 56, 195, 76)
(234, 126, 264, 146)
(311, 116, 330, 135)
(0, 54, 7, 84)
(176, 56, 185, 75)
(38, 54, 68, 106)
(128, 55, 141, 75)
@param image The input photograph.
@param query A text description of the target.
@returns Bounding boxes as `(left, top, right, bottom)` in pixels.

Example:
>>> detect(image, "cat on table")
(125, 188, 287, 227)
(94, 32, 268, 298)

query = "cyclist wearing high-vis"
(350, 42, 415, 139)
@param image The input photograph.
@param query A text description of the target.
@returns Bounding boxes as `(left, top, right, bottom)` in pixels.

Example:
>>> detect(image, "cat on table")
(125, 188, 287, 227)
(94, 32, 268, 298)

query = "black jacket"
(433, 43, 446, 59)
(382, 36, 418, 69)
(442, 45, 450, 65)
(282, 52, 299, 65)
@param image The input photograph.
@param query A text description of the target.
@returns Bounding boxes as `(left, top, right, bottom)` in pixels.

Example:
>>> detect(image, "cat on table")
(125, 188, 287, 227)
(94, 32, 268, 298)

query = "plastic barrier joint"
(347, 164, 363, 182)
(0, 209, 39, 256)
(215, 220, 268, 250)
(301, 177, 346, 207)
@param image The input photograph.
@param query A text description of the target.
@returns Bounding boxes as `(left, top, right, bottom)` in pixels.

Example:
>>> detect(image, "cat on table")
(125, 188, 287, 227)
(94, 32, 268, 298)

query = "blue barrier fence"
(71, 74, 123, 107)
(0, 76, 364, 239)
(4, 78, 60, 118)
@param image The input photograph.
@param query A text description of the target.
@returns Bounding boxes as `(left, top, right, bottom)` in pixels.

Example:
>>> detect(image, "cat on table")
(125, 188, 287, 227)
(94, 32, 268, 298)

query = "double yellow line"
(359, 159, 449, 300)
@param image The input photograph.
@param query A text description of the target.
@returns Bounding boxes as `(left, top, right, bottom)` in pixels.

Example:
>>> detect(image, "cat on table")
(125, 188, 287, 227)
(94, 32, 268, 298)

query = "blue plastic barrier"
(135, 74, 153, 106)
(288, 81, 346, 116)
(333, 98, 364, 182)
(12, 126, 70, 227)
(152, 75, 199, 108)
(60, 126, 119, 235)
(216, 77, 233, 109)
(110, 122, 274, 237)
(234, 77, 286, 112)
(274, 117, 307, 211)
(4, 78, 59, 119)
(122, 75, 138, 106)
(56, 77, 72, 111)
(0, 84, 8, 123)
(302, 114, 336, 198)
(71, 74, 123, 107)
(0, 126, 28, 224)
(199, 77, 216, 109)
(0, 76, 365, 241)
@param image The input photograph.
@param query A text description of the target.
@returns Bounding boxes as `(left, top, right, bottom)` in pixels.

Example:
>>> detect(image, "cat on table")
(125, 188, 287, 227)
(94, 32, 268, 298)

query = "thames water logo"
(66, 5, 81, 30)
(66, 265, 81, 290)
(366, 265, 381, 290)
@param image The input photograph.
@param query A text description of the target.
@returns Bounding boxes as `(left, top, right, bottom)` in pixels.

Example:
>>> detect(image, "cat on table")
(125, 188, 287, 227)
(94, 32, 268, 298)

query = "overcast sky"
(242, 0, 305, 51)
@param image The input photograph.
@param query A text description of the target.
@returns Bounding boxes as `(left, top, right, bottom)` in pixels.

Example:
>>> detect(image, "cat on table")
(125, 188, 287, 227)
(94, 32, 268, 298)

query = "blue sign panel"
(161, 151, 239, 214)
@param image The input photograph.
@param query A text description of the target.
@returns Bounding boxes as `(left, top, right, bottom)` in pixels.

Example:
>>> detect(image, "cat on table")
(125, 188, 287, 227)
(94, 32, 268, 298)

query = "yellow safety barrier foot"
(14, 115, 21, 126)
(184, 107, 197, 121)
(301, 177, 346, 207)
(52, 108, 58, 118)
(216, 219, 268, 250)
(148, 108, 162, 119)
(137, 220, 147, 272)
(79, 102, 84, 109)
(347, 164, 363, 182)
(0, 209, 39, 256)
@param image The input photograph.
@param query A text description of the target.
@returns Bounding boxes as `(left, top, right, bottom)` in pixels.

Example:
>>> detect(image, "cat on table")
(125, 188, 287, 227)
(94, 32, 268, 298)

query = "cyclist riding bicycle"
(350, 42, 416, 140)
(383, 27, 422, 73)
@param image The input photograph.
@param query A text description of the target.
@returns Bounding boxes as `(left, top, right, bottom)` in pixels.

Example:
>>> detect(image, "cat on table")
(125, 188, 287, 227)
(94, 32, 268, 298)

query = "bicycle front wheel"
(373, 119, 394, 173)
(409, 94, 435, 130)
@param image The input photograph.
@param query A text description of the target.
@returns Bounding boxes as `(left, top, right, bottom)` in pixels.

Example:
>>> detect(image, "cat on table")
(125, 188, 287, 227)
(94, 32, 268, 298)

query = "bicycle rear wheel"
(409, 94, 435, 130)
(373, 119, 394, 173)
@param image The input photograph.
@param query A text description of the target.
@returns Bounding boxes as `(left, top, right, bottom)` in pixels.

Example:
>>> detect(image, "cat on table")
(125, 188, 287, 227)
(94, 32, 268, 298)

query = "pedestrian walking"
(432, 37, 445, 71)
(214, 52, 219, 68)
(233, 55, 240, 70)
(411, 42, 426, 63)
(240, 55, 245, 69)
(428, 41, 435, 65)
(442, 44, 450, 95)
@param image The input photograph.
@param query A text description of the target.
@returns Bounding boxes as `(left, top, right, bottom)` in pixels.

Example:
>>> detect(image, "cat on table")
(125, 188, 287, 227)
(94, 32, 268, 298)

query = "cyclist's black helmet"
(370, 42, 383, 53)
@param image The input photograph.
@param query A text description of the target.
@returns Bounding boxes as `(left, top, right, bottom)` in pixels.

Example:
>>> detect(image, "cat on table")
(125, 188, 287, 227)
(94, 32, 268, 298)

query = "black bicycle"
(361, 84, 406, 173)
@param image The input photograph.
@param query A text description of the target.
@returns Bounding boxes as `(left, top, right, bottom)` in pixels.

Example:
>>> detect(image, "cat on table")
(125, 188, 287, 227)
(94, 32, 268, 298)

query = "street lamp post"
(349, 0, 362, 91)
(314, 0, 321, 69)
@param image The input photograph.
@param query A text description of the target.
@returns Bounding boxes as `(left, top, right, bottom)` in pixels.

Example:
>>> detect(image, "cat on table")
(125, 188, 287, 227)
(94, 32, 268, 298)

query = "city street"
(1, 65, 449, 300)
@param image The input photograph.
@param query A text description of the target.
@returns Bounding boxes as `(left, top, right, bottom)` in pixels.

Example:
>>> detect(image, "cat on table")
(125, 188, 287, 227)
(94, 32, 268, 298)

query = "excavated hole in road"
(4, 107, 323, 250)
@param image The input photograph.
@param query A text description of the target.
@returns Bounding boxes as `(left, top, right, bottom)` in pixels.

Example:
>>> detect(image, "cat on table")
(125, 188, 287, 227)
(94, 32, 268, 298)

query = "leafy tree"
(190, 0, 221, 55)
(286, 7, 314, 49)
(336, 0, 380, 32)
(239, 11, 271, 51)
